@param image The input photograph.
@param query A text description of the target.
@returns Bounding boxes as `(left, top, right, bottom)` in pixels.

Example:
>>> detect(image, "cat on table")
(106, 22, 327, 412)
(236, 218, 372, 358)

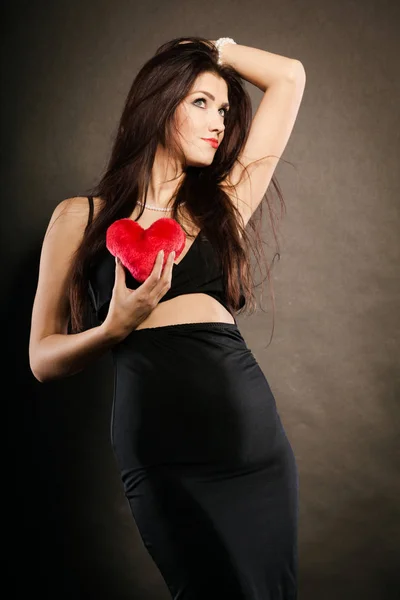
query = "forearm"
(216, 41, 303, 91)
(30, 322, 121, 383)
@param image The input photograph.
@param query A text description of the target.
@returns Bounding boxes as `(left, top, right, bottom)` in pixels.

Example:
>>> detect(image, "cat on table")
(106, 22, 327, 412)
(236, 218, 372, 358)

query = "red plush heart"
(106, 218, 186, 282)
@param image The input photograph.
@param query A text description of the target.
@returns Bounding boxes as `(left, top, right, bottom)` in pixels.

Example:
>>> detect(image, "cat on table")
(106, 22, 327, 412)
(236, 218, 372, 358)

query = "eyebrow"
(192, 90, 230, 109)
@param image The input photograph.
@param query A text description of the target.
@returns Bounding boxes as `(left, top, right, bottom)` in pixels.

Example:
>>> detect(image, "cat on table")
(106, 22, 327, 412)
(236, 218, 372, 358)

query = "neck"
(145, 144, 186, 209)
(137, 199, 177, 212)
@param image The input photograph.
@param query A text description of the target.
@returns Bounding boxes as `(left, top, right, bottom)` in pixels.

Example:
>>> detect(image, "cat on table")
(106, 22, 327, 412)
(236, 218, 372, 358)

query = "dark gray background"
(3, 0, 399, 598)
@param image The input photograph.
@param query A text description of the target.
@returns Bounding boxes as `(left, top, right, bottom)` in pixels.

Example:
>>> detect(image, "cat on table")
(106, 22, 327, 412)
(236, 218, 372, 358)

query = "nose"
(209, 112, 225, 135)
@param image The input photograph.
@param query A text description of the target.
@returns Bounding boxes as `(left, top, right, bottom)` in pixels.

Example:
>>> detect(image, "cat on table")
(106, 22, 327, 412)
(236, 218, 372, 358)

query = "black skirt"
(110, 322, 299, 599)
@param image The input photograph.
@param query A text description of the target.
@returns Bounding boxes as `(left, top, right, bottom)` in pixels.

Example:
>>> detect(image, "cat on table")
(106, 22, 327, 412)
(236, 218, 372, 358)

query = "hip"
(111, 322, 288, 471)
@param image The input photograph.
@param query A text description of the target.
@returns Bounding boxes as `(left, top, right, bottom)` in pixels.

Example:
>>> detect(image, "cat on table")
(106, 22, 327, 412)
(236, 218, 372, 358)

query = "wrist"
(99, 319, 126, 345)
(214, 37, 237, 66)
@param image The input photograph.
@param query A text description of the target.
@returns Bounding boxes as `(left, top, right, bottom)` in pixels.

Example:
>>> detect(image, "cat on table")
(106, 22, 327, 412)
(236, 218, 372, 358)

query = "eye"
(193, 97, 228, 118)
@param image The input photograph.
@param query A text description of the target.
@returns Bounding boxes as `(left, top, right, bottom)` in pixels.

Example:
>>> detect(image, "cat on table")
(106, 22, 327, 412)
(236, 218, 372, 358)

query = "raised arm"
(28, 196, 118, 383)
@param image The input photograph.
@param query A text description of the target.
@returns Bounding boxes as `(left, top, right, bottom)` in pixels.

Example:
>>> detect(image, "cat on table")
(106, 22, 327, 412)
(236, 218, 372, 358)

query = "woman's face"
(173, 72, 229, 167)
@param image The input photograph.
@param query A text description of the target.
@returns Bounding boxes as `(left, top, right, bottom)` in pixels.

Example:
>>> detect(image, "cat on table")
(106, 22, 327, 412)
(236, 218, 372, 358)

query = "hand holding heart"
(102, 218, 186, 340)
(106, 217, 186, 281)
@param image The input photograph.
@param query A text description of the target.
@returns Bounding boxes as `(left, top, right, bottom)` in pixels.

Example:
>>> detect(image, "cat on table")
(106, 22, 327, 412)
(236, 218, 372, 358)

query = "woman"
(29, 37, 306, 599)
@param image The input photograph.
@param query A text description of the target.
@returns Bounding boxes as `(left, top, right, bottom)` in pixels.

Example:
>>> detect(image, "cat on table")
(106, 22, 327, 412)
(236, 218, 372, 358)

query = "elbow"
(29, 346, 43, 382)
(30, 363, 62, 384)
(288, 60, 306, 84)
(29, 360, 49, 383)
(31, 372, 45, 383)
(29, 349, 54, 383)
(29, 351, 77, 383)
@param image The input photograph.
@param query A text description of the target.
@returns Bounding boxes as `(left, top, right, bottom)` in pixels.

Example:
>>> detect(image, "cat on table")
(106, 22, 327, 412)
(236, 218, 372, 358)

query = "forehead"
(189, 72, 228, 100)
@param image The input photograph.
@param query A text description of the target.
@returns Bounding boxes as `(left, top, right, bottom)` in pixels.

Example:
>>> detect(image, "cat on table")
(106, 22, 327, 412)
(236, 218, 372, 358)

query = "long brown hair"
(68, 36, 288, 346)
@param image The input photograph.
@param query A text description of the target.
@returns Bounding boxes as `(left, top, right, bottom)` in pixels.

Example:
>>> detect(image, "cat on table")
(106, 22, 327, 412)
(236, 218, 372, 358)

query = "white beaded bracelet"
(215, 37, 237, 65)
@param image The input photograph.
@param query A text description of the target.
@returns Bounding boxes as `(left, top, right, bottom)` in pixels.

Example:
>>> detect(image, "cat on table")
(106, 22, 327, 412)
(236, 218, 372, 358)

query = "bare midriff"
(135, 293, 235, 330)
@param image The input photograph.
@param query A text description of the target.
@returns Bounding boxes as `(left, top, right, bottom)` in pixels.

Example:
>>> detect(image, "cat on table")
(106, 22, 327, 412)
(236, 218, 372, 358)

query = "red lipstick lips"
(202, 138, 219, 149)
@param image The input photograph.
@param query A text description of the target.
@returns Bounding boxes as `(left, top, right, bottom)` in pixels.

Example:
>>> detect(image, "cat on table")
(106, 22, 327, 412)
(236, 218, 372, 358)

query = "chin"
(187, 155, 214, 168)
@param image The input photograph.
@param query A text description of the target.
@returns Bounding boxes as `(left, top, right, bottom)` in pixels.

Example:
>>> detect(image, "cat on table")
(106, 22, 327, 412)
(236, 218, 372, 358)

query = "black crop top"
(86, 196, 245, 324)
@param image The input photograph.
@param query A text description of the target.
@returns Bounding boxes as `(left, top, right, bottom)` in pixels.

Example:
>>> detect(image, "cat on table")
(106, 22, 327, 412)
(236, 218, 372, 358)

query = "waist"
(110, 322, 282, 471)
(134, 293, 235, 330)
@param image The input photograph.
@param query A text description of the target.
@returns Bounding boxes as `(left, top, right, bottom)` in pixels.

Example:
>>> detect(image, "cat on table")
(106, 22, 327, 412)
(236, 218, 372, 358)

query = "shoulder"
(51, 195, 103, 219)
(43, 196, 97, 253)
(36, 196, 105, 296)
(47, 195, 104, 231)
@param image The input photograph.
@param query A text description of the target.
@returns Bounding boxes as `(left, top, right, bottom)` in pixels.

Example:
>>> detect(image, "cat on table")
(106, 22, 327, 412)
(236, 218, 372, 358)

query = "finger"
(141, 250, 171, 292)
(160, 251, 175, 284)
(142, 250, 164, 288)
(156, 250, 165, 278)
(160, 250, 174, 272)
(114, 256, 124, 286)
(168, 251, 176, 272)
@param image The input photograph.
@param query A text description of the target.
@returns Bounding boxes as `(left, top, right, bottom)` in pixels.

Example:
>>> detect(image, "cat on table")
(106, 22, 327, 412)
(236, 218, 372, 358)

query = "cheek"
(187, 104, 207, 127)
(180, 115, 202, 142)
(176, 108, 195, 135)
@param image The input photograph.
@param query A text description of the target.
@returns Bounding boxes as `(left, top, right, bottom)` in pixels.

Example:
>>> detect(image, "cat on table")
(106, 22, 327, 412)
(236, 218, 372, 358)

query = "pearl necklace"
(137, 200, 186, 212)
